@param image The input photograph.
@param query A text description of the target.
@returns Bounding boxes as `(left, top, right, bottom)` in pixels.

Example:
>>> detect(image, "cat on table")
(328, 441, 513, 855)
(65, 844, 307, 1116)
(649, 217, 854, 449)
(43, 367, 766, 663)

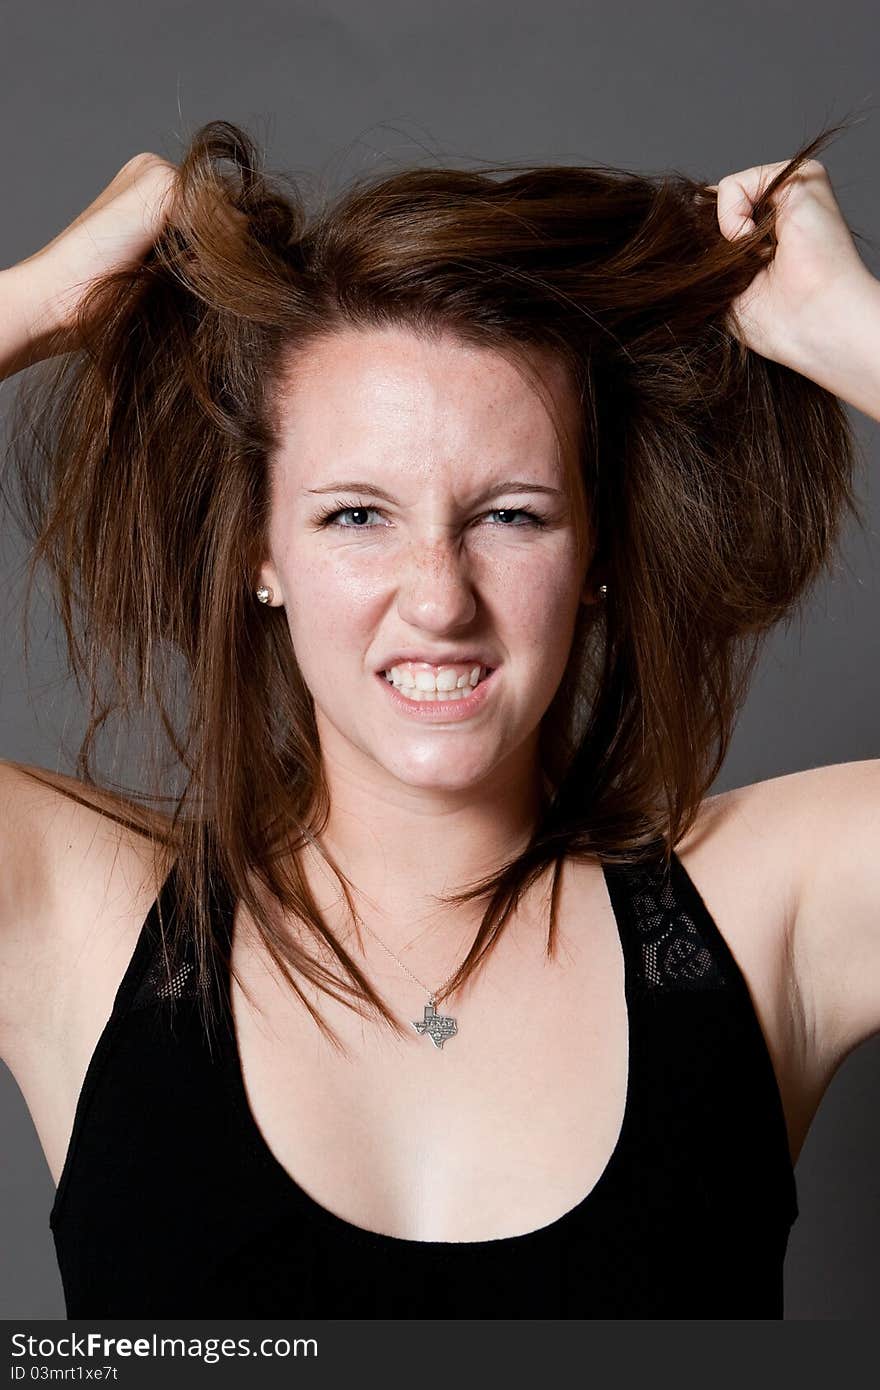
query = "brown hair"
(1, 114, 868, 1055)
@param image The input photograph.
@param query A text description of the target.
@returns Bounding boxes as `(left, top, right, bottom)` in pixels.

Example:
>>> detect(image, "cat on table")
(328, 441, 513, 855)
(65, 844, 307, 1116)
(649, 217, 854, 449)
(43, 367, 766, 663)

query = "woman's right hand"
(1, 152, 180, 375)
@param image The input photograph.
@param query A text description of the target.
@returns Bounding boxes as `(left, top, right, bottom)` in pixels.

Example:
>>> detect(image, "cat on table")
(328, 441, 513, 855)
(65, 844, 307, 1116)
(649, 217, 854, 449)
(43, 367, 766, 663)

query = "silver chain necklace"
(302, 838, 461, 1049)
(358, 917, 461, 1050)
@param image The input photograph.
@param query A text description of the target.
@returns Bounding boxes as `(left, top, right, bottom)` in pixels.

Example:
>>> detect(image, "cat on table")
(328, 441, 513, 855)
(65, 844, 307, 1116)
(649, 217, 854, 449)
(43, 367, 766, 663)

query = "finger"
(718, 181, 758, 238)
(713, 160, 793, 240)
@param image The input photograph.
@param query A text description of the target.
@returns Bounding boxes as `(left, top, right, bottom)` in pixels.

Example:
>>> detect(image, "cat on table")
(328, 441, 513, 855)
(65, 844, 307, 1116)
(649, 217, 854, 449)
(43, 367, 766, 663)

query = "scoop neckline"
(215, 861, 636, 1254)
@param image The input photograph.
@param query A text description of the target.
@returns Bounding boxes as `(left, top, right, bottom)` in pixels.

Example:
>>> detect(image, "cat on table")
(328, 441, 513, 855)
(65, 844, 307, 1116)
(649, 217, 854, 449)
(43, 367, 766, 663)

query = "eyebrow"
(304, 480, 564, 504)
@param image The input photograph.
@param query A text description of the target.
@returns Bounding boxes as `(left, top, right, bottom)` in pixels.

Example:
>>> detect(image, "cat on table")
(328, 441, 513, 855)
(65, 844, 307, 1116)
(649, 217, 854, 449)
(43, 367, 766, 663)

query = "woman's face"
(259, 325, 594, 796)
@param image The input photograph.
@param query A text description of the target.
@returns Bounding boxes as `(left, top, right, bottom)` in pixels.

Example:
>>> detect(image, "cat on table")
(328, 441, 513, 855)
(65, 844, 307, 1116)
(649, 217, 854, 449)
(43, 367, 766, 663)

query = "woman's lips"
(376, 665, 498, 721)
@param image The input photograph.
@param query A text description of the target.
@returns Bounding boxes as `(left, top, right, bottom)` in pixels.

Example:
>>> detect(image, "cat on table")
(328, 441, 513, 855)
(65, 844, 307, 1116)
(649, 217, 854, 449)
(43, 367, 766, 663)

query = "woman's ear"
(580, 582, 606, 606)
(255, 563, 283, 606)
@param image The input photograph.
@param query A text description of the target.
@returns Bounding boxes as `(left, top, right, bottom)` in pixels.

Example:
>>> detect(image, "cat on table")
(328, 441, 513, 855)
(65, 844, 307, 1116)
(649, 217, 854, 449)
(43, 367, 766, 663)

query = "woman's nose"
(394, 538, 478, 632)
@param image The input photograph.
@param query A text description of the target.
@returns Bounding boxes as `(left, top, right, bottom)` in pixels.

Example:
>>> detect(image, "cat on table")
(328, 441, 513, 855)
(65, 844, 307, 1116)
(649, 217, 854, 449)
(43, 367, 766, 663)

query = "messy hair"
(1, 115, 865, 1054)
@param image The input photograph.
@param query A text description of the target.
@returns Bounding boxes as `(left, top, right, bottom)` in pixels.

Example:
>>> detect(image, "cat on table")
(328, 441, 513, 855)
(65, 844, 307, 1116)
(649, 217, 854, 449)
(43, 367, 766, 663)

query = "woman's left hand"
(709, 157, 880, 420)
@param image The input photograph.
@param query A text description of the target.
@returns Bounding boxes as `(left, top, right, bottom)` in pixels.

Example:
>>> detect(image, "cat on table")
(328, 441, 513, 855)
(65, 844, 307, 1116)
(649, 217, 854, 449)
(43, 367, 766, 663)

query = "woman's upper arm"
(0, 759, 172, 1064)
(790, 758, 880, 1068)
(0, 760, 110, 1056)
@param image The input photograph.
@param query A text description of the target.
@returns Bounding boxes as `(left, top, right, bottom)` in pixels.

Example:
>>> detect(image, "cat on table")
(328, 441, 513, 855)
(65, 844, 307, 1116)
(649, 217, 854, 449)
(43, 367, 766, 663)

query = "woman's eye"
(487, 508, 544, 527)
(316, 506, 546, 530)
(321, 506, 381, 528)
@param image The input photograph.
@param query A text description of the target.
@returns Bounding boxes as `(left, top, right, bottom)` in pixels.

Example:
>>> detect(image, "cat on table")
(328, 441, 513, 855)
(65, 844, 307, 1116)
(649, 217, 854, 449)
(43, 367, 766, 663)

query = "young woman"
(0, 118, 877, 1319)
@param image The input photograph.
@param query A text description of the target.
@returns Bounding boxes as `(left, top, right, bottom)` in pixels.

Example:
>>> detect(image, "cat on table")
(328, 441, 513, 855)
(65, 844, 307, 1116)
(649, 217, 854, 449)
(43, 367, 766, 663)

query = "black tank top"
(49, 850, 799, 1318)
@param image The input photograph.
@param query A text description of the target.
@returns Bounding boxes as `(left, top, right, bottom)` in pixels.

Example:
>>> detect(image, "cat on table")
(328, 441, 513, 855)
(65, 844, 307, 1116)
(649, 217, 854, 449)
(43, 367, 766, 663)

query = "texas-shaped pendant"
(412, 999, 458, 1049)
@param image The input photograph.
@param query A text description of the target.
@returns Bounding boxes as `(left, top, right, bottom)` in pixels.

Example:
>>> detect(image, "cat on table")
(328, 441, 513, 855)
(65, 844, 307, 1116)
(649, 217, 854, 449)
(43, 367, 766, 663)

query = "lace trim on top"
(128, 852, 728, 1018)
(624, 861, 727, 993)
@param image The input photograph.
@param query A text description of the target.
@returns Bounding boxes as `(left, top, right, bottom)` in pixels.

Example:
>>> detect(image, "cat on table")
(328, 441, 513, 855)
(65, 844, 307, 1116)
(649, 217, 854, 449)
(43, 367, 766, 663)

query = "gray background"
(1, 0, 878, 1320)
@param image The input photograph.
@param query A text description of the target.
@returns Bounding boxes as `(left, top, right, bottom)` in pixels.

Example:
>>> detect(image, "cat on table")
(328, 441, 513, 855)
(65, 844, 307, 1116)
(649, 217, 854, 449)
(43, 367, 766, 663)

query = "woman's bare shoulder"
(674, 769, 817, 1016)
(672, 773, 820, 1160)
(0, 759, 175, 1058)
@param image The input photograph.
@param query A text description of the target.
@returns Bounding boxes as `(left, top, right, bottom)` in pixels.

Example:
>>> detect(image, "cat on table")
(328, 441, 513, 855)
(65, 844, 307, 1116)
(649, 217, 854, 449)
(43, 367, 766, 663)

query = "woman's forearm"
(0, 261, 64, 381)
(788, 270, 880, 424)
